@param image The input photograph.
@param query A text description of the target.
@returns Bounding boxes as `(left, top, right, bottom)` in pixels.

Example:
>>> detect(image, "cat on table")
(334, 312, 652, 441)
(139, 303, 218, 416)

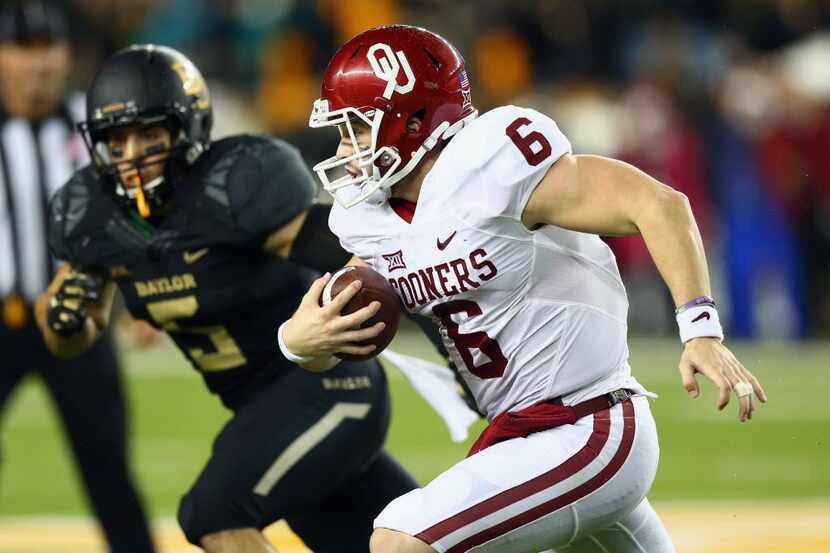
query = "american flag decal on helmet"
(459, 71, 472, 109)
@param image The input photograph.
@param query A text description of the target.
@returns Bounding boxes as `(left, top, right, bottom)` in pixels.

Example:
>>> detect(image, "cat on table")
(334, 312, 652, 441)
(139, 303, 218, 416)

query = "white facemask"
(308, 98, 477, 208)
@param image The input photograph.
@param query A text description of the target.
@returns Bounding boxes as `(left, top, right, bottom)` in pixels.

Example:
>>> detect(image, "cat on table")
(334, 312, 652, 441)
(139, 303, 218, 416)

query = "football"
(320, 265, 401, 360)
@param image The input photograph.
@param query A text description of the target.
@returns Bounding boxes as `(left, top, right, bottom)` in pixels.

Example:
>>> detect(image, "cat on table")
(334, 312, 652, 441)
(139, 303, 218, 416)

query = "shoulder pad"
(203, 134, 317, 245)
(431, 105, 571, 221)
(48, 166, 99, 264)
(48, 165, 147, 268)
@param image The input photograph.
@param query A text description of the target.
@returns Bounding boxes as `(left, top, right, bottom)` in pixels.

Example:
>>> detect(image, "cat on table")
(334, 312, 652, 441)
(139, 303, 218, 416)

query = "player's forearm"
(35, 290, 102, 358)
(633, 183, 711, 307)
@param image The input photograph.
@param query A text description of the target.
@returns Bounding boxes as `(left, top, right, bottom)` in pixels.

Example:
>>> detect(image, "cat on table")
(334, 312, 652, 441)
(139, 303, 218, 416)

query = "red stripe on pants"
(445, 400, 636, 552)
(416, 400, 635, 547)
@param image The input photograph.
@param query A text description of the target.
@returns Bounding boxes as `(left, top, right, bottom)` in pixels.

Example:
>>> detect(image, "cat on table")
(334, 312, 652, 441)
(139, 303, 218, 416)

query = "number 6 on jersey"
(506, 116, 553, 166)
(433, 299, 507, 379)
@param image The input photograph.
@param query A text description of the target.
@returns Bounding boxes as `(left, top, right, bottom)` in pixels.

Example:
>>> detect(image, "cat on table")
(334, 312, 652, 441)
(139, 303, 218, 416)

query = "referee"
(0, 2, 155, 551)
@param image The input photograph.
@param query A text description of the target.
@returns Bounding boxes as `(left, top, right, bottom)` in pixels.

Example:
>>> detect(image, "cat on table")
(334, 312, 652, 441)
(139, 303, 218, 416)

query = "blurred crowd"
(59, 0, 830, 339)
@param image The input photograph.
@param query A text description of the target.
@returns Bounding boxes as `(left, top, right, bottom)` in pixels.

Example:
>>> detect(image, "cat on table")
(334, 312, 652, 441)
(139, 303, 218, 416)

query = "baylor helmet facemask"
(79, 44, 212, 218)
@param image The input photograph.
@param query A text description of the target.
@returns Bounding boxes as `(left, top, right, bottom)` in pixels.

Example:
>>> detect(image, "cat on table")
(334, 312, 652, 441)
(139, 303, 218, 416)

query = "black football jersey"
(48, 134, 344, 408)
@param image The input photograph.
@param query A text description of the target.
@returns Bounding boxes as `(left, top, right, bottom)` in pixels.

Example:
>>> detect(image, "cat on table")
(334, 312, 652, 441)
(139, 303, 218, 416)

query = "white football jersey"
(330, 105, 649, 419)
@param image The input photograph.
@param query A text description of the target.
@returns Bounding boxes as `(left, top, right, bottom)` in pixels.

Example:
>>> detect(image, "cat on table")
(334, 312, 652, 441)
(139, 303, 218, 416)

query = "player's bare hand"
(283, 273, 385, 358)
(678, 337, 767, 422)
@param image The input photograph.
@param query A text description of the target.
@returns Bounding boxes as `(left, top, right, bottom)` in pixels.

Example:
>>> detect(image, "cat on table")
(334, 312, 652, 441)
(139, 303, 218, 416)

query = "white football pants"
(374, 395, 675, 553)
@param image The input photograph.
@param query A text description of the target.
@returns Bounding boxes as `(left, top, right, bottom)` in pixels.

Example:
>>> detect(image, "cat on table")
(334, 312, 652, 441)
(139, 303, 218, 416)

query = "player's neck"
(391, 153, 438, 203)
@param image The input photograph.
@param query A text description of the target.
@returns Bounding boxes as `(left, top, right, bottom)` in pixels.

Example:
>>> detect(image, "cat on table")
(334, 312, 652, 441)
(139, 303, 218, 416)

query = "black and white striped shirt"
(0, 93, 87, 303)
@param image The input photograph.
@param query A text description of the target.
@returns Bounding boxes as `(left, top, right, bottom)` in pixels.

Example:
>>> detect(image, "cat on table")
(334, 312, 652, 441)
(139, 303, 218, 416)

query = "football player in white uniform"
(279, 25, 767, 553)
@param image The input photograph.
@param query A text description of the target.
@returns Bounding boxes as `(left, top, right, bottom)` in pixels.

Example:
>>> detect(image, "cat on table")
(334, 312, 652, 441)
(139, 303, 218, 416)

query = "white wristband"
(676, 304, 724, 343)
(277, 321, 314, 364)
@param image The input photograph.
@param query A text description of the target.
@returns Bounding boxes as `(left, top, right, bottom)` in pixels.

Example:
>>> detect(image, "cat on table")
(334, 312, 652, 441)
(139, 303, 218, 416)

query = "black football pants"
(0, 320, 155, 553)
(177, 359, 419, 551)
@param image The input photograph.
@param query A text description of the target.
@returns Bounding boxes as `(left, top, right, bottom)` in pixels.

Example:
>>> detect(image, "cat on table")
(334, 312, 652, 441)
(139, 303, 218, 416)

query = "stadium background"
(1, 1, 829, 552)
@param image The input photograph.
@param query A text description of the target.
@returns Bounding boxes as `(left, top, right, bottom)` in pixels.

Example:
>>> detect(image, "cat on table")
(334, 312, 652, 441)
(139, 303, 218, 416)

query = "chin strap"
(441, 110, 479, 140)
(373, 110, 480, 200)
(365, 185, 391, 206)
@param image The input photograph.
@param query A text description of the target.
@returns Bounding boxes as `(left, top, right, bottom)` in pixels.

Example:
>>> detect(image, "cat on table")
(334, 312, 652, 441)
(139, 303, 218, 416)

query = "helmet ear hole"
(407, 109, 426, 133)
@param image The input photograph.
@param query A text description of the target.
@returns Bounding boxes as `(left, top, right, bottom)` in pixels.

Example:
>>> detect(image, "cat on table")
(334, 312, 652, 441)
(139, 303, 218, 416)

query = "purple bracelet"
(675, 295, 716, 314)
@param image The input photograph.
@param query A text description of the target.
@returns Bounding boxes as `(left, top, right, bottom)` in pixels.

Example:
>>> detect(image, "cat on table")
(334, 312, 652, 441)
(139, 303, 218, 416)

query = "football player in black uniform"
(35, 44, 418, 553)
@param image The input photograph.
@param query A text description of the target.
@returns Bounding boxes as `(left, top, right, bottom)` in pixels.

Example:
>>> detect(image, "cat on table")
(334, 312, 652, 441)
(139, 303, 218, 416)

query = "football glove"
(47, 270, 105, 337)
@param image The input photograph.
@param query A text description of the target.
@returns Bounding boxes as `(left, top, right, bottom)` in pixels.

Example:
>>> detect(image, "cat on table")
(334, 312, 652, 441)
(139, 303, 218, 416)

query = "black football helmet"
(79, 44, 212, 217)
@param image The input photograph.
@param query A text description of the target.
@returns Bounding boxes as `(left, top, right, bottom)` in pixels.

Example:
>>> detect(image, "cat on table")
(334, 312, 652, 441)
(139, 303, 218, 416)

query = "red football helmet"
(309, 25, 477, 208)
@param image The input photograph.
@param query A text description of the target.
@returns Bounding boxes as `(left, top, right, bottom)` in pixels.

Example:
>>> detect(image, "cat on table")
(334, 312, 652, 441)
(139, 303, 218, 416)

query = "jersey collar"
(388, 197, 417, 224)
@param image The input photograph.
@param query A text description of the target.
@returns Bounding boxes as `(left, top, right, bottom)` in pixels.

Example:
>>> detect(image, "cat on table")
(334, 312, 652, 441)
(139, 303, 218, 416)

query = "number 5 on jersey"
(146, 296, 246, 371)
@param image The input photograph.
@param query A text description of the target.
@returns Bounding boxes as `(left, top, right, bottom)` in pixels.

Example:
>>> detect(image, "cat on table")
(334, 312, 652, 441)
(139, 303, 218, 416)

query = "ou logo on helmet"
(367, 43, 415, 99)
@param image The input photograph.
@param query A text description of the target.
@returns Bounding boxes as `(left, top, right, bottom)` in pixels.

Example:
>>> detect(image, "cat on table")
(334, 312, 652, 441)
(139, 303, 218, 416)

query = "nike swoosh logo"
(183, 248, 210, 264)
(692, 312, 711, 323)
(437, 231, 457, 251)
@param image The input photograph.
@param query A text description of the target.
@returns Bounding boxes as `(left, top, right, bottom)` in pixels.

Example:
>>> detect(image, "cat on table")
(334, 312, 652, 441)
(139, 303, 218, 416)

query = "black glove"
(47, 270, 105, 337)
